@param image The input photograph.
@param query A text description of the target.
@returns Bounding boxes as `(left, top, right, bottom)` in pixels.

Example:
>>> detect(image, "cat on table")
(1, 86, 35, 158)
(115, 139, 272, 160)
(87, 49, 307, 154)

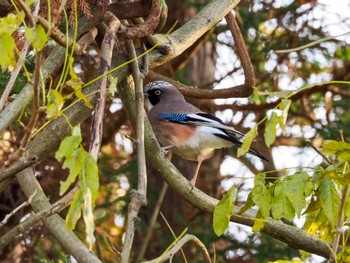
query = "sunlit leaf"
(47, 89, 64, 117)
(55, 134, 82, 161)
(0, 12, 25, 34)
(237, 125, 257, 157)
(108, 75, 118, 97)
(237, 191, 254, 215)
(25, 25, 47, 51)
(0, 33, 16, 70)
(84, 153, 99, 205)
(83, 188, 95, 249)
(264, 111, 279, 147)
(319, 178, 340, 228)
(66, 189, 83, 230)
(252, 210, 265, 232)
(213, 186, 238, 236)
(251, 173, 272, 219)
(322, 140, 350, 155)
(285, 172, 310, 217)
(66, 78, 93, 108)
(278, 99, 291, 131)
(60, 148, 86, 195)
(271, 179, 295, 220)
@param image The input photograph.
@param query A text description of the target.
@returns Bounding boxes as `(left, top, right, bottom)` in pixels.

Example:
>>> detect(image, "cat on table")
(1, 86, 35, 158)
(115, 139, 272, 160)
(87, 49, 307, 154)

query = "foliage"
(55, 126, 99, 248)
(1, 0, 350, 262)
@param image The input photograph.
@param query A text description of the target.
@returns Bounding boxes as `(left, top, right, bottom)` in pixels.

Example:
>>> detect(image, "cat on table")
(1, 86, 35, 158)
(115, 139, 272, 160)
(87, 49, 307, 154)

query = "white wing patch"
(186, 114, 245, 137)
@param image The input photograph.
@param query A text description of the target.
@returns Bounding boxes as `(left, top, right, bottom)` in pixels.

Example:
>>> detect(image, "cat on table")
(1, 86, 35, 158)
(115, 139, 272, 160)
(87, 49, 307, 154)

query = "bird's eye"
(154, 89, 162, 96)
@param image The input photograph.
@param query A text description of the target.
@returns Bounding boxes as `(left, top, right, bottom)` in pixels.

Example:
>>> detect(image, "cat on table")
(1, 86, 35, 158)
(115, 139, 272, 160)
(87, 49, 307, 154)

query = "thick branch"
(0, 156, 38, 183)
(149, 0, 241, 67)
(16, 168, 101, 263)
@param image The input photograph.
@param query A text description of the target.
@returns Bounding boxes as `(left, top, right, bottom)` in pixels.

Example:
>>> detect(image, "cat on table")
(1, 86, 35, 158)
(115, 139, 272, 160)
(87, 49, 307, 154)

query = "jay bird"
(144, 81, 268, 188)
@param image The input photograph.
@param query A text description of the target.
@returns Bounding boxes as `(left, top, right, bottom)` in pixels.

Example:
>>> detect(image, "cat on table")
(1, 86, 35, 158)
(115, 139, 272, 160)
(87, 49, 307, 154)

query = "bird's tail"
(248, 146, 269, 162)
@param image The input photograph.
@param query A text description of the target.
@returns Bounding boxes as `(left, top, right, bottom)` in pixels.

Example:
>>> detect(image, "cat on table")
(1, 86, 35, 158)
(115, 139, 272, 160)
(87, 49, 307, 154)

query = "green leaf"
(47, 90, 64, 117)
(83, 188, 95, 249)
(237, 192, 254, 215)
(322, 140, 350, 155)
(108, 75, 118, 97)
(278, 99, 291, 131)
(271, 179, 295, 220)
(25, 25, 47, 51)
(59, 148, 86, 195)
(66, 57, 93, 108)
(84, 153, 99, 205)
(237, 125, 257, 157)
(319, 178, 340, 228)
(285, 172, 310, 217)
(0, 12, 25, 34)
(264, 111, 279, 147)
(0, 33, 16, 70)
(251, 173, 272, 218)
(213, 186, 238, 236)
(66, 189, 84, 230)
(252, 210, 265, 232)
(55, 134, 82, 161)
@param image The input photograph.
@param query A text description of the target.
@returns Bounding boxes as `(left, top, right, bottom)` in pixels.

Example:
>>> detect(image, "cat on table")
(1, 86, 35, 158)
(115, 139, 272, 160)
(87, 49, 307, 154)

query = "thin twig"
(144, 234, 212, 263)
(36, 16, 83, 55)
(329, 184, 348, 263)
(120, 39, 148, 263)
(0, 40, 30, 112)
(89, 12, 120, 159)
(5, 51, 43, 166)
(137, 182, 169, 262)
(0, 190, 37, 229)
(15, 0, 36, 27)
(0, 156, 38, 183)
(0, 186, 79, 250)
(225, 11, 255, 88)
(306, 139, 332, 164)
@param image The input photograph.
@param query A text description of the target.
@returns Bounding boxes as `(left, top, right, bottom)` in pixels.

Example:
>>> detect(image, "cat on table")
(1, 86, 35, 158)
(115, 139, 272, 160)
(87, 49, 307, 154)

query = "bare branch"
(5, 51, 43, 167)
(0, 189, 37, 229)
(89, 12, 120, 159)
(16, 167, 102, 263)
(121, 0, 166, 38)
(225, 11, 255, 89)
(144, 234, 212, 263)
(120, 39, 148, 262)
(0, 156, 38, 183)
(0, 40, 30, 112)
(0, 186, 79, 250)
(137, 182, 168, 262)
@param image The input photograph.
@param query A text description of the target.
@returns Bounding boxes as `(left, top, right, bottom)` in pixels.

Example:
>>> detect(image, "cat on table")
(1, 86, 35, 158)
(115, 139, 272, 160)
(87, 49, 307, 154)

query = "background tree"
(0, 0, 350, 262)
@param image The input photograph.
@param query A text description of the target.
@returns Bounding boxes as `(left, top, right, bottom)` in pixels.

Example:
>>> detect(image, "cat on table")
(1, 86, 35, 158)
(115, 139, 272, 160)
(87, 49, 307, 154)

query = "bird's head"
(144, 81, 184, 110)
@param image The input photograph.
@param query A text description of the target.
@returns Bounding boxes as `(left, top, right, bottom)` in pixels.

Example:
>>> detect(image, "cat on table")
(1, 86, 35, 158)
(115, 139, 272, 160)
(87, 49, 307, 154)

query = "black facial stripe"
(148, 94, 160, 106)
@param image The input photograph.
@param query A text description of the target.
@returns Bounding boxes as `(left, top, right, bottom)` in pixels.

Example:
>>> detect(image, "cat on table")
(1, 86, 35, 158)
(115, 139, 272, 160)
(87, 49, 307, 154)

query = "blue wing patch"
(159, 113, 188, 122)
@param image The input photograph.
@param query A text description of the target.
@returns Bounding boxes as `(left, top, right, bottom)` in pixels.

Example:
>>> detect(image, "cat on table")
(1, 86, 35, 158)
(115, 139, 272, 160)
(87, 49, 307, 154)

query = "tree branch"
(144, 234, 211, 263)
(120, 40, 148, 262)
(89, 12, 120, 159)
(0, 186, 79, 250)
(0, 156, 38, 183)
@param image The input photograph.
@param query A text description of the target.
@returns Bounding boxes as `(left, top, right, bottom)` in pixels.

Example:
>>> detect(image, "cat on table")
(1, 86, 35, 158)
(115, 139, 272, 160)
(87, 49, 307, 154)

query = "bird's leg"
(190, 155, 204, 189)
